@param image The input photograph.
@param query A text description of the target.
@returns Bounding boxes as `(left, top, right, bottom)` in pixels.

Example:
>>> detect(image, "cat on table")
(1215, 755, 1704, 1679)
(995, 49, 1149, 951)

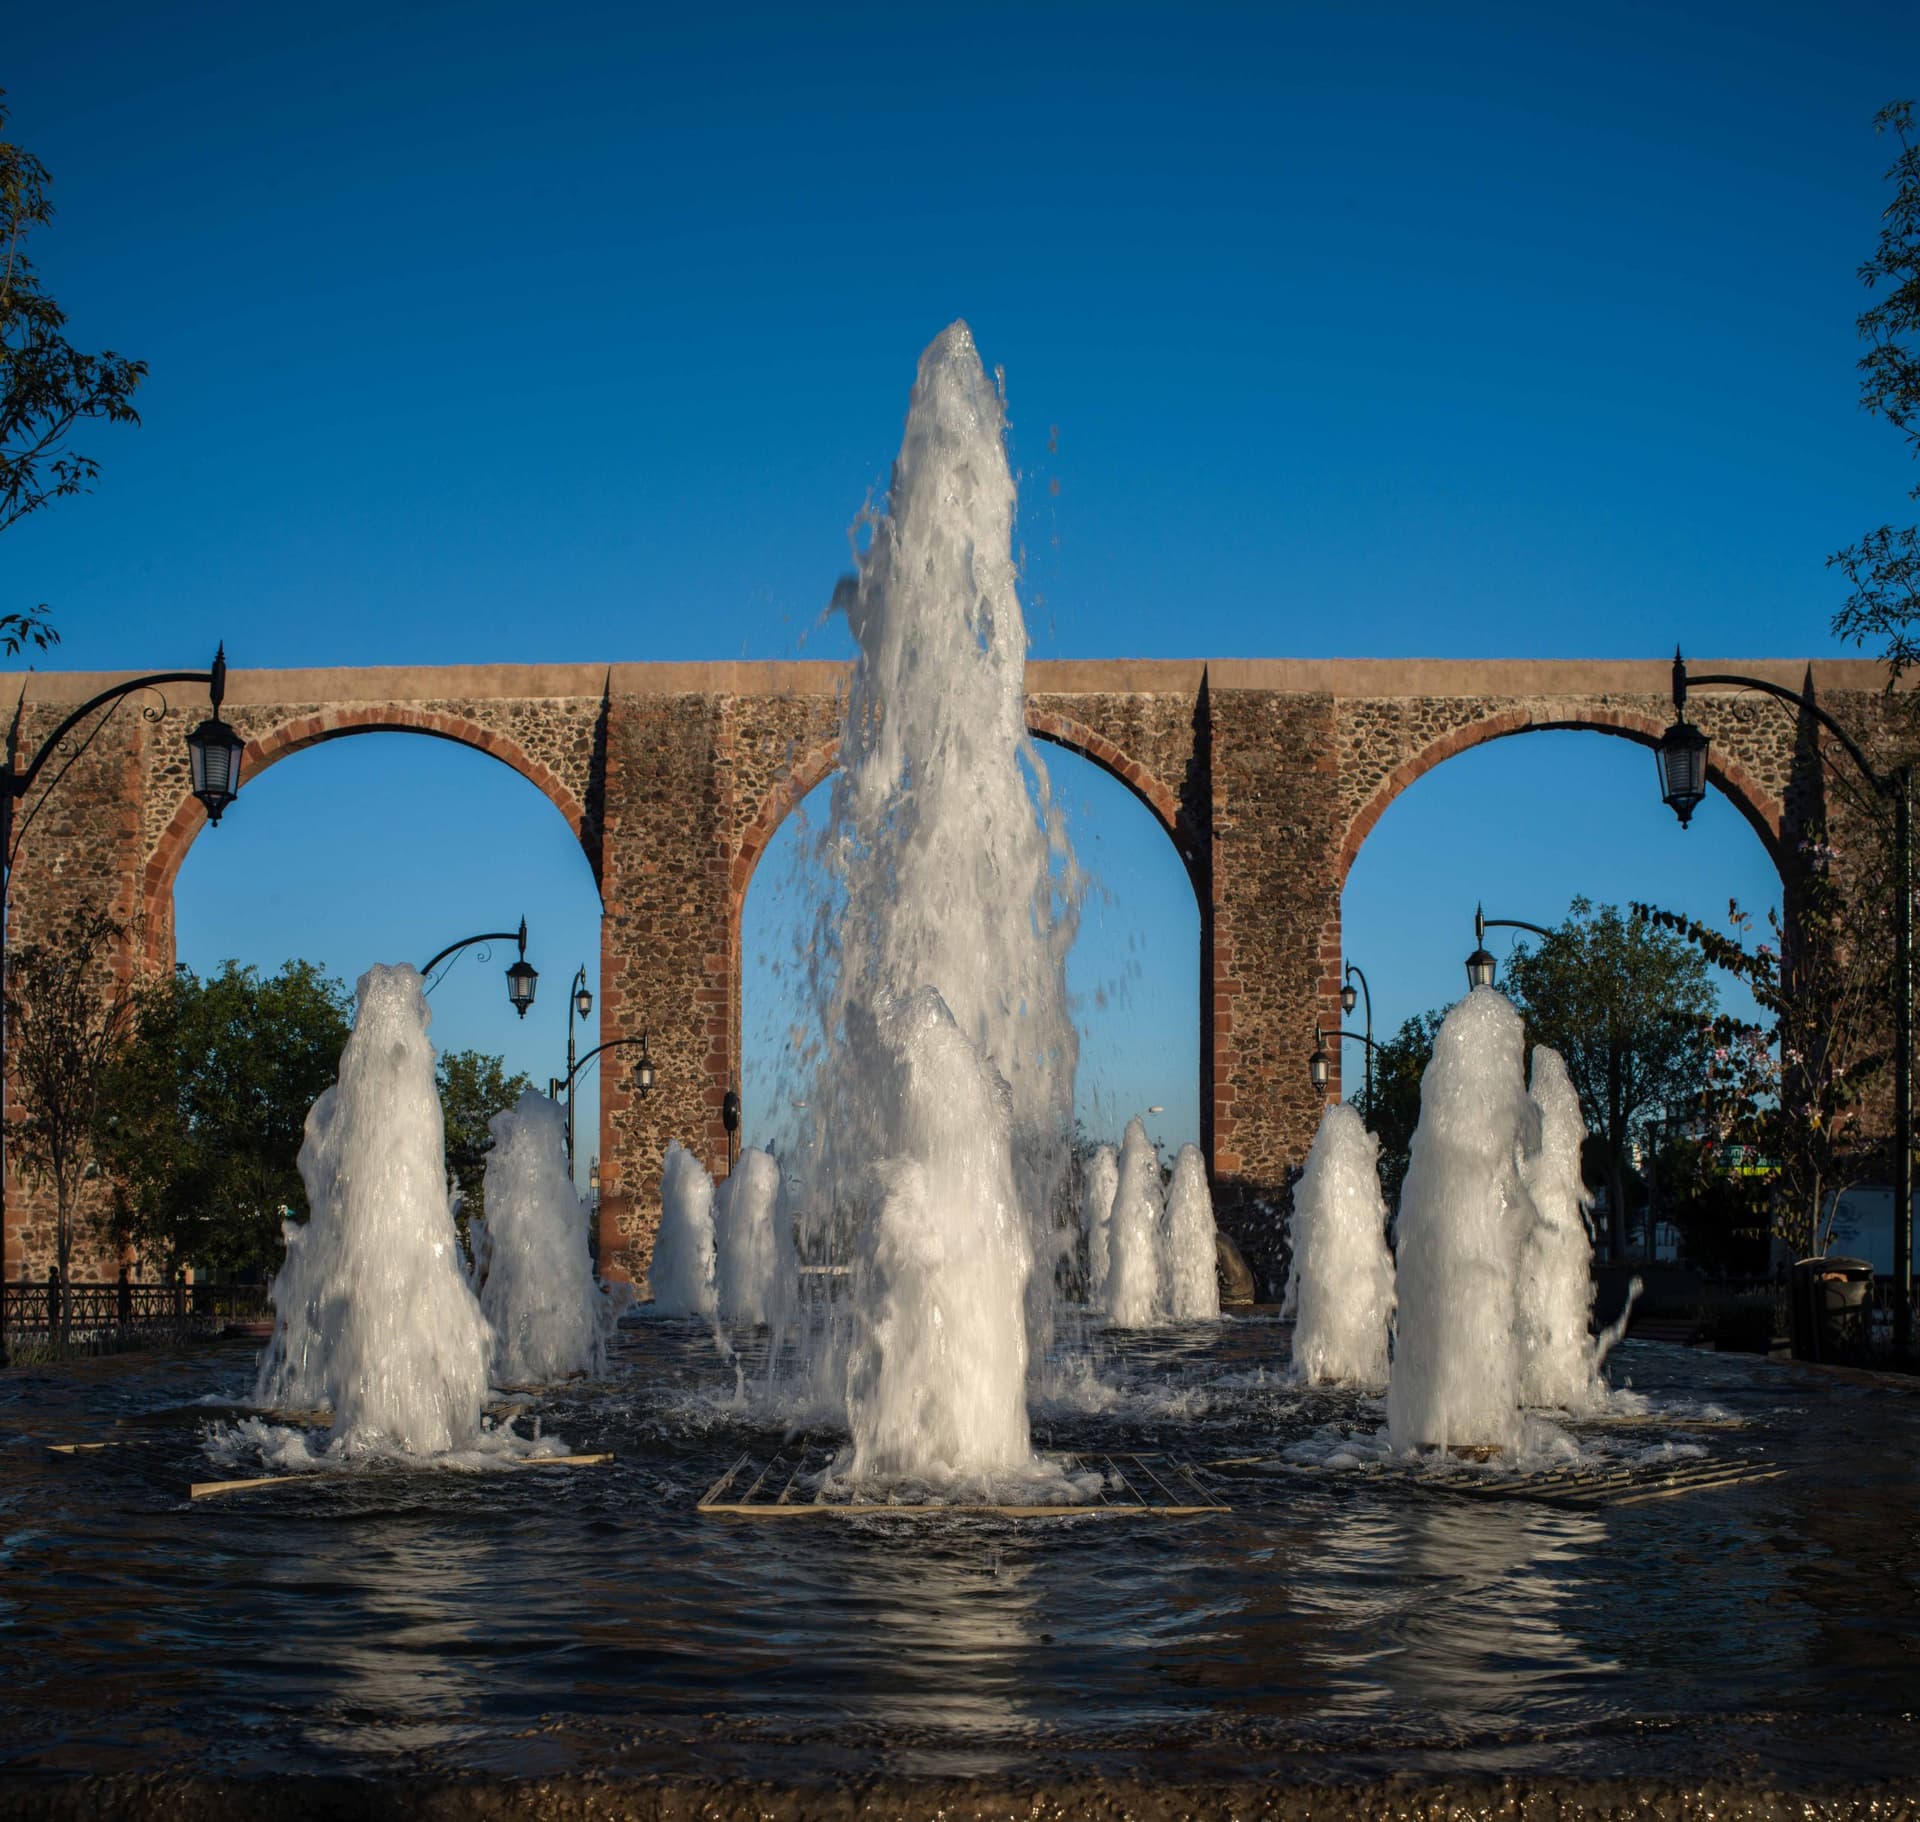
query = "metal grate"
(697, 1446, 1230, 1518)
(1432, 1456, 1786, 1507)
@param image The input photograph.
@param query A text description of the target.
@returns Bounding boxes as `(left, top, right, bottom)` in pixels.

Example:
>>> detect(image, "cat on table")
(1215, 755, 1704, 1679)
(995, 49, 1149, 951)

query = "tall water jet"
(255, 965, 493, 1454)
(475, 1089, 607, 1384)
(715, 1146, 784, 1327)
(800, 321, 1080, 1479)
(1081, 1143, 1119, 1307)
(1104, 1117, 1164, 1329)
(1517, 1046, 1606, 1409)
(842, 989, 1033, 1481)
(1285, 1103, 1395, 1385)
(1386, 989, 1539, 1453)
(1162, 1144, 1221, 1321)
(651, 1141, 717, 1317)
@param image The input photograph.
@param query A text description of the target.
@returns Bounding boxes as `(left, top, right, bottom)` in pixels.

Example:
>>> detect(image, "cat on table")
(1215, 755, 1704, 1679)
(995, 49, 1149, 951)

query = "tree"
(7, 909, 136, 1340)
(1, 92, 146, 655)
(1502, 899, 1717, 1259)
(438, 1048, 531, 1238)
(1831, 101, 1920, 677)
(1637, 846, 1890, 1259)
(1354, 1009, 1445, 1212)
(96, 960, 353, 1279)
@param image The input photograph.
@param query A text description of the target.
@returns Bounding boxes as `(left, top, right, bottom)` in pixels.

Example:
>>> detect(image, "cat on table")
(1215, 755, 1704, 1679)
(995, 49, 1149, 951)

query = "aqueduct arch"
(5, 654, 1908, 1287)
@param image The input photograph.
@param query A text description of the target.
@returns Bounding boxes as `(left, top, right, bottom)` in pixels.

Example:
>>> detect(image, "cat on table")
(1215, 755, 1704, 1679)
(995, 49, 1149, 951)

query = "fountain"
(781, 321, 1080, 1483)
(1386, 987, 1539, 1453)
(1081, 1141, 1118, 1307)
(1286, 1103, 1395, 1385)
(1104, 1116, 1164, 1328)
(714, 1146, 784, 1327)
(1162, 1143, 1221, 1321)
(474, 1089, 608, 1384)
(254, 964, 495, 1454)
(1517, 1045, 1612, 1410)
(651, 1141, 717, 1317)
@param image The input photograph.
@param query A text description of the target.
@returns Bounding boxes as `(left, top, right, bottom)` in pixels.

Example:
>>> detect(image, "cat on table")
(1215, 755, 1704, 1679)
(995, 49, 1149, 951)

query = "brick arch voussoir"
(1336, 707, 1786, 890)
(1023, 709, 1182, 837)
(139, 706, 592, 969)
(729, 739, 842, 927)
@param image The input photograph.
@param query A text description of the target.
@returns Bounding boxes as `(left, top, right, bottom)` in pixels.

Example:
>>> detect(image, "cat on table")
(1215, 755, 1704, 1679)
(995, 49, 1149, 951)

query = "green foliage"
(96, 960, 352, 1279)
(1830, 101, 1920, 678)
(1353, 1009, 1444, 1210)
(1502, 899, 1717, 1256)
(1636, 846, 1889, 1257)
(7, 908, 135, 1333)
(438, 1048, 531, 1235)
(0, 92, 145, 655)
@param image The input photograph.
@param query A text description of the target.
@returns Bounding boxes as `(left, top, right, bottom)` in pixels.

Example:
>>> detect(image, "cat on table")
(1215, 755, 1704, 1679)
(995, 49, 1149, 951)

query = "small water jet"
(475, 1089, 608, 1385)
(1104, 1117, 1164, 1329)
(254, 965, 494, 1454)
(1286, 1103, 1395, 1385)
(1162, 1144, 1221, 1321)
(1386, 988, 1538, 1454)
(1517, 1046, 1611, 1410)
(714, 1146, 784, 1327)
(651, 1142, 717, 1317)
(1081, 1142, 1119, 1307)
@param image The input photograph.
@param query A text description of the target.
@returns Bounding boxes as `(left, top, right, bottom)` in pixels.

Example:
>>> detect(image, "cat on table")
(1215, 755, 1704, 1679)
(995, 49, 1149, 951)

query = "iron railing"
(2, 1279, 271, 1338)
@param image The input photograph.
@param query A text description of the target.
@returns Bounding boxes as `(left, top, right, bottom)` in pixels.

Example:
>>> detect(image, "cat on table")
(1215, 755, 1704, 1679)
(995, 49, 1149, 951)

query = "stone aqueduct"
(5, 653, 1911, 1286)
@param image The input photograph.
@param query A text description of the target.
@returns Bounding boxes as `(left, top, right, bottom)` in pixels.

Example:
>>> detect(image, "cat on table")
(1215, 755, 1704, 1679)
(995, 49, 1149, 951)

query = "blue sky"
(6, 2, 1912, 1170)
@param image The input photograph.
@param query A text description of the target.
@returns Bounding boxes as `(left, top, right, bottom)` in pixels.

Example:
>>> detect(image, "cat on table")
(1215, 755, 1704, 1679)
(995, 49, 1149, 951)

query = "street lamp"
(564, 965, 592, 1179)
(421, 918, 538, 1019)
(1342, 961, 1374, 1124)
(0, 646, 240, 1368)
(1308, 1022, 1378, 1105)
(557, 1033, 657, 1099)
(1464, 904, 1554, 992)
(722, 1086, 741, 1173)
(1661, 647, 1915, 1352)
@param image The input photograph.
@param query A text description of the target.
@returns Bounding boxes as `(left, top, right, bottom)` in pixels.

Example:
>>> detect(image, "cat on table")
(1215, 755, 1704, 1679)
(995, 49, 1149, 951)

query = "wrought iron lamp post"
(564, 966, 592, 1180)
(556, 1033, 655, 1100)
(1341, 962, 1375, 1125)
(1658, 648, 1915, 1353)
(0, 646, 242, 1367)
(1464, 904, 1554, 992)
(420, 918, 538, 1018)
(1308, 1023, 1378, 1105)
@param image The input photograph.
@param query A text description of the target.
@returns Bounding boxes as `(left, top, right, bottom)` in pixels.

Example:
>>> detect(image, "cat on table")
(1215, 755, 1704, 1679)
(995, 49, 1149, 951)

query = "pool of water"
(2, 1319, 1917, 1790)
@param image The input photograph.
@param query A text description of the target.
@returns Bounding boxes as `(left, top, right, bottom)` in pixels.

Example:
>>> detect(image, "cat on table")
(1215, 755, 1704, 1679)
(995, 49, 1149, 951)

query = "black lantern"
(1656, 719, 1710, 828)
(574, 979, 593, 1021)
(635, 1032, 655, 1096)
(548, 1076, 565, 1101)
(1465, 943, 1498, 990)
(505, 917, 538, 1018)
(1657, 648, 1710, 828)
(1340, 980, 1357, 1015)
(722, 1088, 740, 1135)
(1308, 1028, 1331, 1092)
(186, 645, 246, 824)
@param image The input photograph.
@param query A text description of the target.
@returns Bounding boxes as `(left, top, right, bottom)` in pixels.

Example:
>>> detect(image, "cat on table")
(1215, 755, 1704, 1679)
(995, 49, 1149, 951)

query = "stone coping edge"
(4, 655, 1909, 705)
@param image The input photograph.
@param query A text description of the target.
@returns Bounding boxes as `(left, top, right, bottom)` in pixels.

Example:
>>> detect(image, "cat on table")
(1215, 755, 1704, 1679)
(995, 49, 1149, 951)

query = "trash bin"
(1790, 1255, 1875, 1365)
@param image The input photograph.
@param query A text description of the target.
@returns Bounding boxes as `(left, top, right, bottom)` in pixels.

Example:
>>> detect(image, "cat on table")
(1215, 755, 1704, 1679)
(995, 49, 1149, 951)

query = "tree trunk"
(1606, 1148, 1630, 1259)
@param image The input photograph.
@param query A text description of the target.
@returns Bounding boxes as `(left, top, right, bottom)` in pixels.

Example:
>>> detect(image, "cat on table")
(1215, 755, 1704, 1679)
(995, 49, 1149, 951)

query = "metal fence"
(2, 1278, 271, 1339)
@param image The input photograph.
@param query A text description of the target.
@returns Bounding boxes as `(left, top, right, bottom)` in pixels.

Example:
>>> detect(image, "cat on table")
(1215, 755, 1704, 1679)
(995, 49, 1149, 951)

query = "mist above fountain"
(255, 965, 494, 1455)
